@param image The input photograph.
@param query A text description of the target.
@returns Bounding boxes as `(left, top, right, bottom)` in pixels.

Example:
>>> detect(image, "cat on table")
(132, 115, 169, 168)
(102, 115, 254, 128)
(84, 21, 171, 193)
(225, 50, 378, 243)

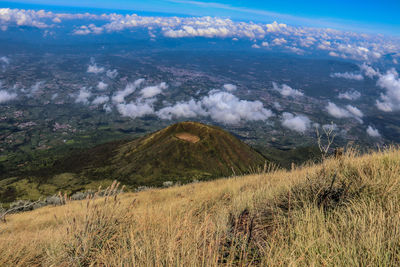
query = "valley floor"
(1, 148, 400, 266)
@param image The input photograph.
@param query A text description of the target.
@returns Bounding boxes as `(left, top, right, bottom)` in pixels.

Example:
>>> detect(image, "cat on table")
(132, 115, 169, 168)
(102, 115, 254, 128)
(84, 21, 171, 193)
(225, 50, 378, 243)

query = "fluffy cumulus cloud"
(330, 72, 364, 81)
(106, 69, 118, 79)
(366, 126, 381, 138)
(0, 56, 9, 65)
(281, 112, 311, 133)
(87, 63, 105, 74)
(338, 90, 361, 100)
(92, 95, 109, 105)
(24, 81, 45, 97)
(272, 82, 304, 97)
(0, 90, 17, 103)
(272, 38, 287, 46)
(97, 81, 108, 91)
(346, 104, 364, 118)
(360, 63, 379, 78)
(73, 24, 104, 35)
(75, 87, 92, 104)
(375, 69, 400, 112)
(157, 90, 273, 125)
(140, 82, 168, 98)
(266, 21, 287, 32)
(112, 78, 144, 104)
(201, 91, 273, 124)
(326, 102, 363, 122)
(157, 99, 206, 120)
(116, 101, 154, 119)
(223, 84, 237, 91)
(2, 8, 400, 62)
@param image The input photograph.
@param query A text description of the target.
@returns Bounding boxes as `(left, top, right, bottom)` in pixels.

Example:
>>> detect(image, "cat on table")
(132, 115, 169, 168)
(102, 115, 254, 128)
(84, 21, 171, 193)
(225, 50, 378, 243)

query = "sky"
(2, 0, 399, 34)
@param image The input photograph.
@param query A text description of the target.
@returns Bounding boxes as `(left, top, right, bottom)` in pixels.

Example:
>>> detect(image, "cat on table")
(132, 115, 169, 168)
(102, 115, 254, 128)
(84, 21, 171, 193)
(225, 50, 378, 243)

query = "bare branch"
(315, 122, 337, 157)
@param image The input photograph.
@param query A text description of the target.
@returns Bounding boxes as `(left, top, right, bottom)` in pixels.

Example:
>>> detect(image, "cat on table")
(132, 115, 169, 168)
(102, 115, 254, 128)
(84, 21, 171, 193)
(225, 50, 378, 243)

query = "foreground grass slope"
(1, 147, 400, 266)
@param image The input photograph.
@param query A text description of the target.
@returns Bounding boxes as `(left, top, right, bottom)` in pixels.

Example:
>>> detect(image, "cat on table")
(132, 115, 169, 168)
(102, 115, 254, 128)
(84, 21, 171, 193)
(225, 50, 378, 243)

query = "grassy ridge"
(1, 147, 400, 266)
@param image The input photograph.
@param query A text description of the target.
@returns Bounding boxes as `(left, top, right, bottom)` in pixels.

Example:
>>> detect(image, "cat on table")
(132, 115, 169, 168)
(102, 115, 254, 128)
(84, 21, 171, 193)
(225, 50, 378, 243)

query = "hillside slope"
(1, 147, 400, 266)
(0, 122, 266, 204)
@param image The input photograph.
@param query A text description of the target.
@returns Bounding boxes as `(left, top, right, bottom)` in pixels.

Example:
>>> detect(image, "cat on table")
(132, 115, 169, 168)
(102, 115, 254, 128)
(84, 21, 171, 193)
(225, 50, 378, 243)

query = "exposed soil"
(175, 132, 201, 143)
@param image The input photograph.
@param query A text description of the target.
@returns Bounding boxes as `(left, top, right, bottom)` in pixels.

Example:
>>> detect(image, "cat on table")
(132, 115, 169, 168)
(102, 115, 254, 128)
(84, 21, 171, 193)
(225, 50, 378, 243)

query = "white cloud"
(272, 38, 287, 46)
(0, 56, 9, 64)
(75, 87, 92, 104)
(157, 99, 207, 120)
(103, 104, 112, 112)
(272, 82, 304, 97)
(92, 95, 109, 105)
(201, 91, 273, 124)
(326, 102, 351, 118)
(266, 21, 286, 32)
(345, 104, 363, 118)
(116, 101, 154, 119)
(140, 82, 168, 98)
(112, 79, 144, 104)
(52, 17, 61, 23)
(338, 90, 361, 100)
(97, 81, 108, 91)
(0, 8, 107, 29)
(157, 90, 273, 125)
(273, 102, 282, 109)
(366, 126, 381, 138)
(73, 24, 103, 35)
(329, 51, 340, 57)
(2, 8, 398, 62)
(27, 81, 44, 97)
(0, 90, 17, 103)
(106, 69, 118, 79)
(326, 102, 363, 122)
(375, 69, 400, 112)
(281, 112, 311, 133)
(359, 63, 379, 78)
(330, 72, 364, 81)
(223, 84, 237, 91)
(87, 64, 105, 74)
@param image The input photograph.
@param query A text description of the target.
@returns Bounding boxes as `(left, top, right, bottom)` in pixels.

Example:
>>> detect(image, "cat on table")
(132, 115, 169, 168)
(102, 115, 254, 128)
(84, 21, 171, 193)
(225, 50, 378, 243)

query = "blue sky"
(2, 0, 400, 34)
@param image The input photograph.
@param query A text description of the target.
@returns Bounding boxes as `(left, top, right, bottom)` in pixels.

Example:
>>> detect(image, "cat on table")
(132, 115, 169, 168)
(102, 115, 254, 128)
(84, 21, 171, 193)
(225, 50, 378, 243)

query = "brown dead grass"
(1, 147, 400, 266)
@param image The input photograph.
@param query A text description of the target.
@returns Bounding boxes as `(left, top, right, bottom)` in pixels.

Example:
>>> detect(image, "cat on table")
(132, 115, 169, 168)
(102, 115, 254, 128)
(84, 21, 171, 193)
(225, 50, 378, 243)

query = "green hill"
(0, 122, 267, 203)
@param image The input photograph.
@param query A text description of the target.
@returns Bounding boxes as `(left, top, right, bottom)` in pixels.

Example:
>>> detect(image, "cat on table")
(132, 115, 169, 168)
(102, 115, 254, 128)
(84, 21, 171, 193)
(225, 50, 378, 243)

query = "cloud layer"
(1, 8, 399, 62)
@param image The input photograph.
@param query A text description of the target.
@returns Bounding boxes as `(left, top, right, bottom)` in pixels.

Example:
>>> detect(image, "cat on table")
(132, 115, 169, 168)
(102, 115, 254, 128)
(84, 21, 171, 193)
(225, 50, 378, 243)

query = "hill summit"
(111, 121, 266, 185)
(44, 121, 266, 189)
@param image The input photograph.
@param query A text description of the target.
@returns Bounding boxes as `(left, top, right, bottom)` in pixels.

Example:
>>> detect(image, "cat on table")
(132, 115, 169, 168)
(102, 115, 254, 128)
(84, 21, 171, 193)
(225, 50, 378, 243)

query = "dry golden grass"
(1, 147, 400, 266)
